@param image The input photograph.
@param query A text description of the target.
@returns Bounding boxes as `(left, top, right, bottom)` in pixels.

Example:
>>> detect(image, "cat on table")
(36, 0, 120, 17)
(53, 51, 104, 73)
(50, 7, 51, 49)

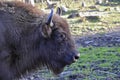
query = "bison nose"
(64, 52, 80, 65)
(73, 53, 80, 62)
(74, 53, 80, 60)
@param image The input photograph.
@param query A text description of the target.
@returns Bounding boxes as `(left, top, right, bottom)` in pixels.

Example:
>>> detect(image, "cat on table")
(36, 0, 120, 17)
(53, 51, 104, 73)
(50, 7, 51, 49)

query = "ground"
(75, 25, 120, 47)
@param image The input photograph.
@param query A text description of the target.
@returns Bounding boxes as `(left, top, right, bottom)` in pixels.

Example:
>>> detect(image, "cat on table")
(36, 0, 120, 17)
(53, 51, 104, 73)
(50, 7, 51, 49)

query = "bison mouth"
(45, 53, 80, 75)
(47, 59, 74, 75)
(47, 61, 68, 75)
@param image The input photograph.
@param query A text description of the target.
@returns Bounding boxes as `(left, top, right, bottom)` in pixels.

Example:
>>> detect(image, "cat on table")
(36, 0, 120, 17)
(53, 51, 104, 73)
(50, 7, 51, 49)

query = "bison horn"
(56, 7, 62, 16)
(46, 9, 54, 27)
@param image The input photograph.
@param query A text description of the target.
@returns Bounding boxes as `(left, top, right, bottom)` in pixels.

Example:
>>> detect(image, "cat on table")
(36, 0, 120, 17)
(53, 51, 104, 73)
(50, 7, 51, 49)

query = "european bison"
(0, 1, 80, 80)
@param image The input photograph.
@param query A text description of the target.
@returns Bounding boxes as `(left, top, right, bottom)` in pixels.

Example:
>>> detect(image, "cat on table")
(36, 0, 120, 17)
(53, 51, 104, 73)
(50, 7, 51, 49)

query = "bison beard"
(0, 1, 80, 80)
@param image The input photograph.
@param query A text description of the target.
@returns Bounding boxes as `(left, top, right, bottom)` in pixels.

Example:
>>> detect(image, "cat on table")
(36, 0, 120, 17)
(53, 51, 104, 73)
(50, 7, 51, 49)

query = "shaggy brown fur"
(0, 1, 79, 80)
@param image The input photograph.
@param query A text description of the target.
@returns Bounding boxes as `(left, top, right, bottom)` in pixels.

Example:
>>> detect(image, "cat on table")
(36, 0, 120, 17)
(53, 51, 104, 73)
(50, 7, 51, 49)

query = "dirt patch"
(74, 26, 120, 47)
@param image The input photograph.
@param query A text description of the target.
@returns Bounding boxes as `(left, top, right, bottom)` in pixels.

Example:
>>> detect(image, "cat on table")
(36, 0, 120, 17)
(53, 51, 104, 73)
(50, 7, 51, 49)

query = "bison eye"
(55, 32, 66, 43)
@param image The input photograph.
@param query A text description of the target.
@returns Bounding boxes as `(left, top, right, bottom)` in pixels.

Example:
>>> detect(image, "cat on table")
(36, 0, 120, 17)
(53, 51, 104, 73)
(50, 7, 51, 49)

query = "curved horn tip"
(56, 7, 61, 15)
(46, 8, 54, 25)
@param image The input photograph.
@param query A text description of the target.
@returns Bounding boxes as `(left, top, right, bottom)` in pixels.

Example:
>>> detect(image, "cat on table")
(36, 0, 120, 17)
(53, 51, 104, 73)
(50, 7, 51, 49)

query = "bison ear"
(40, 25, 52, 38)
(41, 9, 54, 38)
(56, 7, 62, 16)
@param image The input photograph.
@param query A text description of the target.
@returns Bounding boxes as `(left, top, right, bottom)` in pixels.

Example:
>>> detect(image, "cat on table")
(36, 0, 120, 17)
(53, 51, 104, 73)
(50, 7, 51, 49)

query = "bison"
(0, 1, 80, 80)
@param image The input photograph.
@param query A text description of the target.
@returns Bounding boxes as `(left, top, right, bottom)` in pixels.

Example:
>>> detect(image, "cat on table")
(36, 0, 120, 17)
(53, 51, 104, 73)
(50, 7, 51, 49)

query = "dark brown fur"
(0, 1, 79, 80)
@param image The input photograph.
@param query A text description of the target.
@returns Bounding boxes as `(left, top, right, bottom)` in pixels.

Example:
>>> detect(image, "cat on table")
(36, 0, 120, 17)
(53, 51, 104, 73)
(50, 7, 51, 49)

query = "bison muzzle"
(0, 1, 80, 80)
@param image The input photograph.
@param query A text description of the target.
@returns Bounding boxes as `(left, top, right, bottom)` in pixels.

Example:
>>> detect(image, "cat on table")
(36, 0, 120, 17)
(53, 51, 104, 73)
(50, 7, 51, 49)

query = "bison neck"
(11, 31, 45, 78)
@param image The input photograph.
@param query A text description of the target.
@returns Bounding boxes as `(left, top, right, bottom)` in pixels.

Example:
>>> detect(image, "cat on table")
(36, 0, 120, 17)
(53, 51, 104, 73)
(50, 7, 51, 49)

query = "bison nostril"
(74, 53, 80, 60)
(64, 53, 80, 64)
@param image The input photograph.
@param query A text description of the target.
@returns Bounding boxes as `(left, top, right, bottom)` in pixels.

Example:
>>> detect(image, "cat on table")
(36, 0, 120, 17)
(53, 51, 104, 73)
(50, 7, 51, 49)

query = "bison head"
(37, 8, 80, 74)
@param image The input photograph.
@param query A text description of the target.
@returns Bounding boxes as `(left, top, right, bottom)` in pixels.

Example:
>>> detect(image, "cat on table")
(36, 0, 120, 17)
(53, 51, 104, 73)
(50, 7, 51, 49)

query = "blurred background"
(2, 0, 119, 36)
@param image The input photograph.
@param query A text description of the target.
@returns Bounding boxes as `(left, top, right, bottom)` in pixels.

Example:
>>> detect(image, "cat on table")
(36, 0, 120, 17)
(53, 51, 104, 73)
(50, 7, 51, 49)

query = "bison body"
(0, 1, 79, 80)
